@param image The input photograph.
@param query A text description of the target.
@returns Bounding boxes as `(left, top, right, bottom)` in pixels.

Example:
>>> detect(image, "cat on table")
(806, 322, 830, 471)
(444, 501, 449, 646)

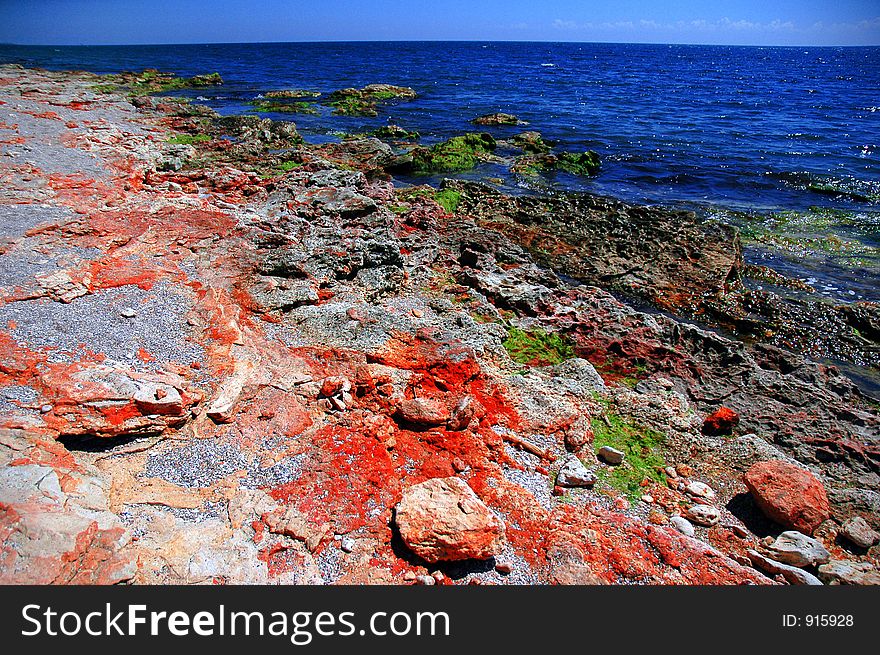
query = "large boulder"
(744, 460, 830, 534)
(394, 477, 505, 563)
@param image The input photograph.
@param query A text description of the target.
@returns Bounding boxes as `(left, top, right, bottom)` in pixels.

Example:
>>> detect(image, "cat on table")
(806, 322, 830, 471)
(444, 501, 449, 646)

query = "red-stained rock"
(394, 477, 505, 563)
(701, 406, 739, 435)
(744, 460, 830, 534)
(395, 397, 450, 428)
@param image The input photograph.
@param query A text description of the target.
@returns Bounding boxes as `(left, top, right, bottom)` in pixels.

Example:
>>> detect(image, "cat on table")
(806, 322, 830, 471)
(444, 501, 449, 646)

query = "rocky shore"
(0, 64, 878, 585)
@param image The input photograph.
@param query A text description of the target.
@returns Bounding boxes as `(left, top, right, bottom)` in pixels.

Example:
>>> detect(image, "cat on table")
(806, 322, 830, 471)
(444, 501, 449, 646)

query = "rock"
(471, 112, 527, 126)
(395, 398, 450, 428)
(840, 516, 880, 549)
(120, 307, 137, 318)
(597, 446, 624, 465)
(684, 480, 716, 501)
(641, 494, 654, 504)
(687, 504, 721, 527)
(555, 456, 597, 488)
(701, 406, 739, 435)
(446, 396, 475, 432)
(817, 560, 880, 585)
(340, 537, 355, 553)
(402, 133, 497, 174)
(747, 549, 823, 585)
(744, 460, 830, 534)
(495, 561, 512, 574)
(394, 477, 505, 563)
(670, 515, 695, 537)
(415, 575, 435, 585)
(765, 531, 831, 568)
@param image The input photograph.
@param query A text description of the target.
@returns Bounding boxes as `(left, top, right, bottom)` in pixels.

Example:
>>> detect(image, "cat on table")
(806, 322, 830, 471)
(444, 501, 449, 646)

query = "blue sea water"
(2, 41, 879, 300)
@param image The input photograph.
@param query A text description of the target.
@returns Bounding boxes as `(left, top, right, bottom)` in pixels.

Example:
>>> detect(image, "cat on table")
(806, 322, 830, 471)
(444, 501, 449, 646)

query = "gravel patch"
(0, 203, 77, 239)
(144, 438, 247, 488)
(0, 281, 204, 369)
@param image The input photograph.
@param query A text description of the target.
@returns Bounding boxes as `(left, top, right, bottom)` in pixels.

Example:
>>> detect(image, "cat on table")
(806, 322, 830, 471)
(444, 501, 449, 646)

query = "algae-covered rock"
(512, 150, 601, 177)
(471, 112, 528, 126)
(405, 132, 497, 173)
(92, 69, 223, 97)
(324, 83, 417, 116)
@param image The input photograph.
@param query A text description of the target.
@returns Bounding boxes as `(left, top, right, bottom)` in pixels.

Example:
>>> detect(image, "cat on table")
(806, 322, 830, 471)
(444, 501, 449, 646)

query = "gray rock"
(555, 456, 597, 488)
(765, 531, 830, 568)
(747, 549, 823, 585)
(670, 515, 695, 537)
(597, 446, 624, 465)
(817, 560, 880, 585)
(686, 504, 720, 527)
(840, 516, 880, 549)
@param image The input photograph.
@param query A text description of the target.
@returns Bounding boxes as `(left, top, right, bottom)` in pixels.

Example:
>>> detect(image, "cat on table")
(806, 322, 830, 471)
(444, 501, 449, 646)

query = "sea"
(1, 41, 878, 303)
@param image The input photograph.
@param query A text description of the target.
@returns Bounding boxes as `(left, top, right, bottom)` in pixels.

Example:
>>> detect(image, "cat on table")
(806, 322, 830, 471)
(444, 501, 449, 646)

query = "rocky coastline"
(0, 65, 877, 585)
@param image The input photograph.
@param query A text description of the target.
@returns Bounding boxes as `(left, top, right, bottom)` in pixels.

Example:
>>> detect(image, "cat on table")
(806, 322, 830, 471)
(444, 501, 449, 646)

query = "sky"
(1, 0, 879, 46)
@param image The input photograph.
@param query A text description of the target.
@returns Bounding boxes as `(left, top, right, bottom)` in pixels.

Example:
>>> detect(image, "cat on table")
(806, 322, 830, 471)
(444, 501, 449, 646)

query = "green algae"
(502, 326, 574, 367)
(410, 133, 497, 173)
(166, 133, 211, 145)
(433, 189, 461, 214)
(591, 407, 666, 500)
(248, 100, 318, 115)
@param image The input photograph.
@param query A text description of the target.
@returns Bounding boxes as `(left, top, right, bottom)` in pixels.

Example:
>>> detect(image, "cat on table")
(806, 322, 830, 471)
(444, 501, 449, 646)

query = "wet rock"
(402, 133, 497, 174)
(670, 515, 695, 537)
(765, 531, 831, 568)
(701, 406, 739, 435)
(324, 84, 417, 116)
(840, 516, 880, 549)
(509, 131, 552, 153)
(555, 455, 597, 488)
(394, 477, 505, 563)
(471, 112, 527, 126)
(744, 460, 831, 534)
(687, 504, 721, 527)
(447, 180, 741, 317)
(597, 446, 624, 465)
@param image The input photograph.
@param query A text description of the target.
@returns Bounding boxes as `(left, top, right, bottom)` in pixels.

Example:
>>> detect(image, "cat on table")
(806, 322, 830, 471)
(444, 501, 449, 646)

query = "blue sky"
(1, 0, 879, 46)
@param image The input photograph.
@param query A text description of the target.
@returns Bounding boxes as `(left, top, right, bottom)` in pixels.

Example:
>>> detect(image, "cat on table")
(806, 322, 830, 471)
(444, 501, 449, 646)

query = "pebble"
(665, 466, 678, 479)
(555, 455, 597, 488)
(431, 571, 445, 584)
(495, 562, 512, 574)
(686, 504, 721, 527)
(415, 575, 435, 586)
(685, 481, 716, 501)
(597, 446, 624, 465)
(411, 309, 424, 318)
(120, 307, 137, 318)
(40, 404, 52, 413)
(640, 494, 654, 504)
(670, 515, 695, 537)
(340, 537, 355, 553)
(403, 570, 416, 582)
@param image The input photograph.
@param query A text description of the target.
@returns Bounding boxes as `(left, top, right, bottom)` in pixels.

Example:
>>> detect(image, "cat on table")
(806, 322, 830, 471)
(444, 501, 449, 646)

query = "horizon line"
(1, 38, 879, 49)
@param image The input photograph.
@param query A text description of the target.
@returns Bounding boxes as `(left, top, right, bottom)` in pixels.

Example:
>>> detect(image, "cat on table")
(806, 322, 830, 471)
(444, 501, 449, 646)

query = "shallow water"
(2, 40, 878, 299)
